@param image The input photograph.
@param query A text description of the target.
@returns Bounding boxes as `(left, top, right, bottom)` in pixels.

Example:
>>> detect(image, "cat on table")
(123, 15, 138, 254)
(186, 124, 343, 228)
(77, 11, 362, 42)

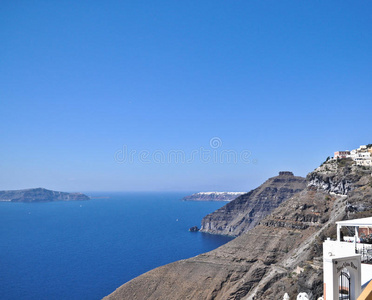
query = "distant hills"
(0, 188, 90, 203)
(182, 192, 246, 202)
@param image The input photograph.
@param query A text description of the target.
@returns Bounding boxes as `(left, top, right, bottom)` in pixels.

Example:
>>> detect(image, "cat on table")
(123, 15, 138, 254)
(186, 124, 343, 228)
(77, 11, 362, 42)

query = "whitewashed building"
(323, 217, 372, 299)
(334, 145, 372, 166)
(350, 148, 372, 167)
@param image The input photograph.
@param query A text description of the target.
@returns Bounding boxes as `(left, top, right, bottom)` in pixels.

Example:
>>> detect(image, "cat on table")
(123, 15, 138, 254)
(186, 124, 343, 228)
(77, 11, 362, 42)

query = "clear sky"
(1, 1, 371, 192)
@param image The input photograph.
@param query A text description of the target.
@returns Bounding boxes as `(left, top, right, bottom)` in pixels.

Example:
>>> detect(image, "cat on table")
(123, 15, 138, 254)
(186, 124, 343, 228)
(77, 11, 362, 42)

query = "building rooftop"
(337, 217, 372, 227)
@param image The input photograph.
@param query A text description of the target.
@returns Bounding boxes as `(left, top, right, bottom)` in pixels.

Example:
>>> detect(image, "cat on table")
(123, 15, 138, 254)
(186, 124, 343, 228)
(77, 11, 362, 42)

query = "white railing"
(355, 243, 372, 263)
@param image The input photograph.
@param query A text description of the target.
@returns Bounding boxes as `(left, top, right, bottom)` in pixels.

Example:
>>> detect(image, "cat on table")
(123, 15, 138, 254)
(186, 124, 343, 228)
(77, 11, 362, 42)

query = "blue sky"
(1, 1, 371, 192)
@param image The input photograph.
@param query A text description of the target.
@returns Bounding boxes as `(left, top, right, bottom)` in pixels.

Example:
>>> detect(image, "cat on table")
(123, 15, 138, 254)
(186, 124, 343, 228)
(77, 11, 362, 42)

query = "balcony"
(337, 217, 372, 265)
(355, 243, 372, 264)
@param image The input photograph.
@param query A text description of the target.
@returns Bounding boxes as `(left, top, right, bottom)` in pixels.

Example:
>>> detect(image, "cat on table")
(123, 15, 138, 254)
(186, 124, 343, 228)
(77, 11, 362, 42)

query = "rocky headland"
(182, 192, 246, 202)
(0, 188, 90, 202)
(104, 159, 372, 300)
(200, 172, 307, 236)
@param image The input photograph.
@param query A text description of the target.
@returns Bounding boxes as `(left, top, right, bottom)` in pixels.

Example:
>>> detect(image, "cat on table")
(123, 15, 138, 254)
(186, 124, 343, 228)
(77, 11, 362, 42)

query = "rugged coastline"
(104, 159, 372, 300)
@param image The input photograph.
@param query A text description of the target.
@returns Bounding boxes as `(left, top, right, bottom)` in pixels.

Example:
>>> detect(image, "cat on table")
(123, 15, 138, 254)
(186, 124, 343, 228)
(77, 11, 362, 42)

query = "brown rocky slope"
(200, 171, 307, 236)
(104, 159, 372, 300)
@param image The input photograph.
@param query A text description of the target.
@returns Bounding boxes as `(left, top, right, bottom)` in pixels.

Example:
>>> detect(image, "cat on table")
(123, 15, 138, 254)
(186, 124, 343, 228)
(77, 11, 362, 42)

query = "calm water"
(0, 192, 233, 300)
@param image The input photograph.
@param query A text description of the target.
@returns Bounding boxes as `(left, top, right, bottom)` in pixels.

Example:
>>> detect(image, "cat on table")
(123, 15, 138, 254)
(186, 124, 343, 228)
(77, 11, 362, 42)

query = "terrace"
(337, 217, 372, 264)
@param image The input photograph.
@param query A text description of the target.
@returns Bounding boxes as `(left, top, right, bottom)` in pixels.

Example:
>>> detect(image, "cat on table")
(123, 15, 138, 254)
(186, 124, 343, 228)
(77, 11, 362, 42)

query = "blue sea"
(0, 192, 233, 300)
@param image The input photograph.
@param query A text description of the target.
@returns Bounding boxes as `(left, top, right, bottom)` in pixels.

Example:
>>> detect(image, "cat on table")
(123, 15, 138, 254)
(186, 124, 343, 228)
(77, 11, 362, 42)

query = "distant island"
(0, 188, 90, 203)
(182, 192, 246, 202)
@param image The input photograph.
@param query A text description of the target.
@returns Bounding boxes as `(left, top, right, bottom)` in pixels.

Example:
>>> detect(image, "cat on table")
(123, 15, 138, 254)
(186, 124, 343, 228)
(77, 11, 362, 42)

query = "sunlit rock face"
(200, 172, 307, 236)
(306, 158, 371, 195)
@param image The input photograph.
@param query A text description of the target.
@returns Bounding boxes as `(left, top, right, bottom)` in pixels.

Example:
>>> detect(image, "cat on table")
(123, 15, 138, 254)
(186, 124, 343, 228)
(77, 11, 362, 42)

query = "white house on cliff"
(334, 145, 372, 167)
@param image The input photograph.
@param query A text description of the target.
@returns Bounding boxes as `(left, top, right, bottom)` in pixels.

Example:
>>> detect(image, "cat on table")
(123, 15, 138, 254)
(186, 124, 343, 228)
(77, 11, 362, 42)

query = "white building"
(350, 149, 372, 167)
(323, 217, 372, 300)
(334, 145, 372, 166)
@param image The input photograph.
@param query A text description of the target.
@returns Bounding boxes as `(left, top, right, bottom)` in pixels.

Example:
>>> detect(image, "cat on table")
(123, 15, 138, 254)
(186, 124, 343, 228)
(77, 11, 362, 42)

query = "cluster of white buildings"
(334, 145, 372, 167)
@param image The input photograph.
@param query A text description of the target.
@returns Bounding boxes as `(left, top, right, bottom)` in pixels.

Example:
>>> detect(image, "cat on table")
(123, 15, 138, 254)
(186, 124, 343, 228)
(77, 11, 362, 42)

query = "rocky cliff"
(104, 159, 372, 300)
(200, 172, 307, 236)
(306, 158, 367, 195)
(0, 188, 90, 202)
(182, 192, 246, 202)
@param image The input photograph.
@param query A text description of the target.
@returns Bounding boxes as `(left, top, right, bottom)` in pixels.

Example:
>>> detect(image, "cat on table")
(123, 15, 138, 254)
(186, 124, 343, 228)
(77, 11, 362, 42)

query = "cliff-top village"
(334, 145, 372, 166)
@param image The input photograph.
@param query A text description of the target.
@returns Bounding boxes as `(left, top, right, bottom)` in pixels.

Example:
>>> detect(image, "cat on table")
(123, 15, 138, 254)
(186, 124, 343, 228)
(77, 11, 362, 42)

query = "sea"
(0, 192, 233, 300)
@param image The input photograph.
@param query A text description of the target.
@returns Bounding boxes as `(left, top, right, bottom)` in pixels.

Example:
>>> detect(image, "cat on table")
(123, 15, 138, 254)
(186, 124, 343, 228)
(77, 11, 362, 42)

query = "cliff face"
(104, 187, 338, 300)
(200, 172, 307, 236)
(0, 188, 90, 202)
(309, 158, 372, 215)
(182, 192, 246, 202)
(104, 160, 372, 300)
(306, 158, 369, 195)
